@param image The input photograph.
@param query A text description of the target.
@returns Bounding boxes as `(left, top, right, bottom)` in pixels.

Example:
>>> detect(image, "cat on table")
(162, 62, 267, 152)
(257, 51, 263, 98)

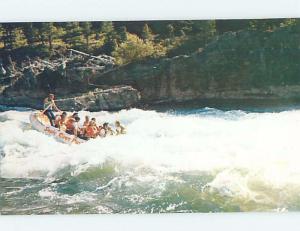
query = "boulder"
(55, 86, 141, 111)
(0, 86, 141, 111)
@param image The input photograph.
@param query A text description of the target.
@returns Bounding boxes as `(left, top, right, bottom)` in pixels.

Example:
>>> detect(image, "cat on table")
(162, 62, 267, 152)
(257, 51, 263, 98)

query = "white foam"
(1, 108, 300, 203)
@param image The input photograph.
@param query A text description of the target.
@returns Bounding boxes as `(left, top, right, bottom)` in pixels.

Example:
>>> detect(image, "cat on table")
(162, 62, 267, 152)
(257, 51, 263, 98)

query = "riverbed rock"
(0, 86, 141, 111)
(55, 86, 141, 111)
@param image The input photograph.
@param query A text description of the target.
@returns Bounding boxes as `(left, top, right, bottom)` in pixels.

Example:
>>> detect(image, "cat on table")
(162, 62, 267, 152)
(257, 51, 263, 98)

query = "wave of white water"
(1, 108, 300, 204)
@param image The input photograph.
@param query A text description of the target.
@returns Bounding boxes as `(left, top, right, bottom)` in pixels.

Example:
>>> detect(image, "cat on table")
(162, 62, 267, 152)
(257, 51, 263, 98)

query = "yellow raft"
(29, 112, 85, 144)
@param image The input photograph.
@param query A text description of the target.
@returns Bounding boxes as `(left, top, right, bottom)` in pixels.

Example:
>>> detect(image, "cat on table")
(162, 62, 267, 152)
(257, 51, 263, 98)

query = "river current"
(1, 102, 300, 214)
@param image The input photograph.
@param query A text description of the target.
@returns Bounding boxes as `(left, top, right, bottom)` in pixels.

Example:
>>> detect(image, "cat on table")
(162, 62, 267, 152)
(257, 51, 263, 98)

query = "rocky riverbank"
(0, 86, 140, 111)
(1, 24, 300, 111)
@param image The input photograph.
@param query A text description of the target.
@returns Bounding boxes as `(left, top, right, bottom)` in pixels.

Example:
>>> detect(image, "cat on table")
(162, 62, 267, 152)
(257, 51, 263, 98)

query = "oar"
(40, 100, 62, 115)
(40, 103, 52, 114)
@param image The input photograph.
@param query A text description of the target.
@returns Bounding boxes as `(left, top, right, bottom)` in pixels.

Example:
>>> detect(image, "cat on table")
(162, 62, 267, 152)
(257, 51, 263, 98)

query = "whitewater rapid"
(1, 107, 300, 213)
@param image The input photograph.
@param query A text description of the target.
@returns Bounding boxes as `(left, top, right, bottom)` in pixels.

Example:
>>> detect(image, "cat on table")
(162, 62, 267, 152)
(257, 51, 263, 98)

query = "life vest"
(54, 116, 61, 127)
(83, 121, 89, 128)
(86, 125, 98, 138)
(59, 119, 66, 126)
(66, 118, 76, 130)
(99, 127, 106, 137)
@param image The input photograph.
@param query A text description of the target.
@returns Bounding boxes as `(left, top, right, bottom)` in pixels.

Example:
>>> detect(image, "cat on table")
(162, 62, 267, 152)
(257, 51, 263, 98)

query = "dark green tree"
(249, 19, 285, 31)
(81, 22, 92, 49)
(141, 24, 154, 41)
(1, 23, 18, 50)
(91, 21, 103, 40)
(101, 22, 118, 54)
(166, 24, 175, 38)
(116, 26, 128, 43)
(101, 21, 114, 34)
(62, 22, 83, 49)
(35, 22, 58, 50)
(215, 20, 249, 34)
(22, 23, 37, 45)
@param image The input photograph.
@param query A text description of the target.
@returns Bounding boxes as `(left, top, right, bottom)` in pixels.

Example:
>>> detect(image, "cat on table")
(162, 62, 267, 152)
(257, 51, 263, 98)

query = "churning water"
(1, 104, 300, 214)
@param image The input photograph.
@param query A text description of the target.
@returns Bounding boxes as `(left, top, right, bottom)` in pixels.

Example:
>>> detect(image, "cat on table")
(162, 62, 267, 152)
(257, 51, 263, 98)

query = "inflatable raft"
(29, 112, 86, 144)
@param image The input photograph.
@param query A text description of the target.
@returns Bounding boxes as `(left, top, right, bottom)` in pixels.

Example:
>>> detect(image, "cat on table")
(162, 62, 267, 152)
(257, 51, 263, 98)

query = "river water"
(1, 101, 300, 214)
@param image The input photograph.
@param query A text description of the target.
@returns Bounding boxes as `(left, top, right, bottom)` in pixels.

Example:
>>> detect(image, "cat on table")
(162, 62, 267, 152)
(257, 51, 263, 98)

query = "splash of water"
(1, 107, 300, 213)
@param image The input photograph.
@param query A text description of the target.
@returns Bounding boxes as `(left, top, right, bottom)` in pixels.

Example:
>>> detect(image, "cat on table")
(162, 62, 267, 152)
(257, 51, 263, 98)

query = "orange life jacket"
(66, 118, 75, 130)
(59, 118, 66, 126)
(83, 121, 89, 128)
(54, 116, 61, 127)
(86, 125, 98, 138)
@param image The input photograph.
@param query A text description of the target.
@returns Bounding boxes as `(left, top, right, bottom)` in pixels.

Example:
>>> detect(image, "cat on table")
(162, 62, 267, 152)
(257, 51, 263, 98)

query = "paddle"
(40, 100, 62, 114)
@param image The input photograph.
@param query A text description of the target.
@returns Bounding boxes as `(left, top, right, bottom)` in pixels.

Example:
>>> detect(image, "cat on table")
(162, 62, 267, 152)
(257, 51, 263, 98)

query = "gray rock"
(0, 86, 141, 111)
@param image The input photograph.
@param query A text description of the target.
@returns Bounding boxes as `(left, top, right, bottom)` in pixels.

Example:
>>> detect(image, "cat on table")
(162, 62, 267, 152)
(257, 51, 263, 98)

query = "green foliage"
(101, 21, 114, 34)
(35, 22, 59, 51)
(100, 21, 118, 54)
(166, 24, 175, 38)
(116, 26, 128, 43)
(0, 19, 299, 67)
(141, 24, 154, 41)
(62, 22, 83, 49)
(1, 23, 18, 50)
(112, 33, 166, 65)
(22, 23, 37, 45)
(167, 21, 216, 57)
(80, 22, 92, 50)
(248, 19, 297, 32)
(216, 20, 250, 34)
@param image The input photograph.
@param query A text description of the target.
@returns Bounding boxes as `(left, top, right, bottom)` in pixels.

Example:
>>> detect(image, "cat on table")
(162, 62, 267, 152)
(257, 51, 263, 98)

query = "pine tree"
(1, 23, 18, 50)
(191, 20, 216, 44)
(22, 23, 37, 45)
(81, 22, 92, 49)
(101, 22, 118, 54)
(249, 19, 285, 31)
(141, 24, 154, 41)
(35, 22, 58, 50)
(116, 26, 128, 43)
(91, 21, 103, 40)
(166, 24, 175, 38)
(63, 22, 83, 49)
(101, 21, 114, 34)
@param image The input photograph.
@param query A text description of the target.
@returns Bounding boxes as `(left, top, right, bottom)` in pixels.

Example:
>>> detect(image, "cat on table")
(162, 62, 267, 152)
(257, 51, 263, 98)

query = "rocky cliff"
(0, 86, 140, 111)
(90, 24, 300, 104)
(1, 24, 300, 110)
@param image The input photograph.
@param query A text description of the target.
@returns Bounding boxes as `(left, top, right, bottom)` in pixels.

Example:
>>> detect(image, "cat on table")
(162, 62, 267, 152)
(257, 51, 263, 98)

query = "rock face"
(0, 86, 140, 111)
(2, 25, 300, 110)
(55, 86, 141, 111)
(91, 25, 300, 104)
(0, 50, 141, 111)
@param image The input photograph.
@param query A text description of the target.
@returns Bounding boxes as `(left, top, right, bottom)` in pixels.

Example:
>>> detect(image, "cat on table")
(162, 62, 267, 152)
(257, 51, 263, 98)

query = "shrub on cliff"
(112, 33, 166, 65)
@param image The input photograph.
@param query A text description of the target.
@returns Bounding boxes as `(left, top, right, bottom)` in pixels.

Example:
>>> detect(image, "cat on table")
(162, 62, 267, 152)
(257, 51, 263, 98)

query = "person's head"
(91, 118, 96, 122)
(49, 93, 54, 100)
(115, 121, 120, 127)
(75, 117, 80, 122)
(85, 115, 89, 121)
(61, 112, 67, 119)
(72, 112, 78, 118)
(103, 122, 109, 128)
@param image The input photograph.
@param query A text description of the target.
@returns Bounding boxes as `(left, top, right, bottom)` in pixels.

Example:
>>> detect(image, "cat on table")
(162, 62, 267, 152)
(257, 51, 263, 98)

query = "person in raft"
(100, 122, 114, 137)
(43, 93, 61, 126)
(65, 116, 81, 137)
(85, 119, 99, 139)
(115, 121, 126, 135)
(55, 111, 67, 131)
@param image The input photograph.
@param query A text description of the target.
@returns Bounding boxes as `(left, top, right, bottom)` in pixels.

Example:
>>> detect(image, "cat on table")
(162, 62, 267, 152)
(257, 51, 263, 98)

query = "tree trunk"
(48, 35, 53, 51)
